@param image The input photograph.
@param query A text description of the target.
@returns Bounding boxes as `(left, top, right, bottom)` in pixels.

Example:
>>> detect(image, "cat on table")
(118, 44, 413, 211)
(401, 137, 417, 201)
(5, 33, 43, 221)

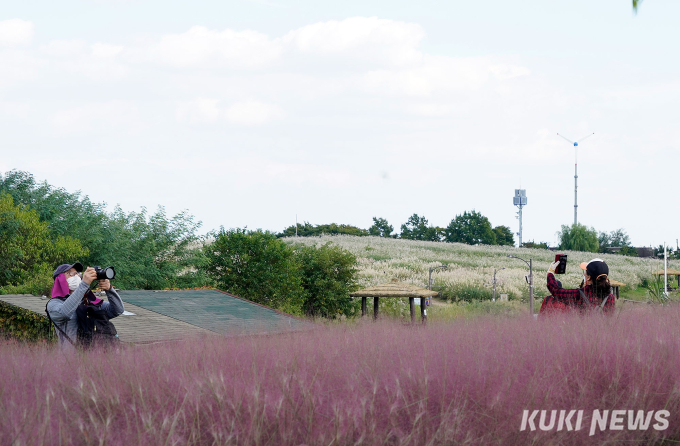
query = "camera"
(94, 266, 116, 280)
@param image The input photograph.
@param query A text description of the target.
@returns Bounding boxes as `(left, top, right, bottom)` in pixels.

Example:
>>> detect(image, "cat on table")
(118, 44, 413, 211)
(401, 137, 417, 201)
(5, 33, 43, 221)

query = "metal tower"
(513, 189, 527, 246)
(557, 133, 594, 225)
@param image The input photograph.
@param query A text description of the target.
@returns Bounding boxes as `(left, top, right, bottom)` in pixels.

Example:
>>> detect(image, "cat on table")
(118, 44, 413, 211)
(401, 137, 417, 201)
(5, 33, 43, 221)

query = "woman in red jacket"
(542, 258, 615, 314)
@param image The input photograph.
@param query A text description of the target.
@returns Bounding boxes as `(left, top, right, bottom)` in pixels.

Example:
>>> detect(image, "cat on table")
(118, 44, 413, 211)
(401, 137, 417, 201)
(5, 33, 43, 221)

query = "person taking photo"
(46, 262, 125, 351)
(545, 258, 615, 314)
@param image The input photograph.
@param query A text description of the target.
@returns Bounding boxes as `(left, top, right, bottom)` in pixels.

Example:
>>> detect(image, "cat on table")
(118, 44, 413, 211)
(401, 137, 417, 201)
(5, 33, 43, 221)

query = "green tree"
(558, 224, 599, 252)
(521, 240, 550, 249)
(598, 228, 632, 254)
(368, 217, 393, 238)
(493, 225, 515, 246)
(444, 210, 497, 245)
(400, 214, 440, 241)
(0, 194, 88, 295)
(278, 222, 368, 238)
(0, 170, 208, 290)
(204, 228, 304, 313)
(294, 242, 358, 318)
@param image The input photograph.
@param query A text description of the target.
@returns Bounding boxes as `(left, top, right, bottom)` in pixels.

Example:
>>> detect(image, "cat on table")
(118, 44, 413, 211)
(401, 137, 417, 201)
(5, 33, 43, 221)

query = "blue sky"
(1, 0, 678, 247)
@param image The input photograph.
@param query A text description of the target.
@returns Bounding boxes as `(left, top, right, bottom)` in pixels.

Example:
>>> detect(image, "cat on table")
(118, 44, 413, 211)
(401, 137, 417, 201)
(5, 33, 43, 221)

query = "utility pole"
(508, 255, 534, 317)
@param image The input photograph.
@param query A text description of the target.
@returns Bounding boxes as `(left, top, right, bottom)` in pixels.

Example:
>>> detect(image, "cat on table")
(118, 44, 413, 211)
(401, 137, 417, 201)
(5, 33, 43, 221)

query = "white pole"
(574, 146, 578, 226)
(664, 242, 668, 296)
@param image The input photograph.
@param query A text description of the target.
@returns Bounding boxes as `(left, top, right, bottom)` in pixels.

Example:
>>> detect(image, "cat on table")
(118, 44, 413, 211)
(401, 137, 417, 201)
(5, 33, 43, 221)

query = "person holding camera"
(545, 258, 615, 313)
(46, 262, 124, 351)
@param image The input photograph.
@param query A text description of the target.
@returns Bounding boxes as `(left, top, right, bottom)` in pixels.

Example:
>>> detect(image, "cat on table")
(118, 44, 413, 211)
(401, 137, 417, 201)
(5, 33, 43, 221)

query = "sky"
(1, 0, 679, 248)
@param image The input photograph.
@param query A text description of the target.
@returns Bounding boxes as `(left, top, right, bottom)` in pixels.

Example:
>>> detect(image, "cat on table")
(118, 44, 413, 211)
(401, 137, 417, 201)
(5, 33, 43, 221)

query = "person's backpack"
(75, 302, 120, 349)
(45, 296, 120, 349)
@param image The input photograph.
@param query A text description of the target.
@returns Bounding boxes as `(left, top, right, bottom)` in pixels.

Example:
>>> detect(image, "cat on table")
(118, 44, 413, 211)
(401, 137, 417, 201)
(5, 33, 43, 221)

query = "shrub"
(439, 283, 493, 302)
(205, 228, 305, 313)
(294, 242, 359, 318)
(0, 300, 53, 342)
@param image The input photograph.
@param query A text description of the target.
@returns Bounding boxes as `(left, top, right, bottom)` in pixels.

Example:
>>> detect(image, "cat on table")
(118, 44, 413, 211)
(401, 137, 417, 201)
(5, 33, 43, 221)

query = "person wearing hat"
(46, 262, 125, 350)
(545, 258, 615, 313)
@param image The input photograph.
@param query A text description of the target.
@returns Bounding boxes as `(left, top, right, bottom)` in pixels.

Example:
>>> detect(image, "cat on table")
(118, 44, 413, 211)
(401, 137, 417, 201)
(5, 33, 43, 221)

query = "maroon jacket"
(545, 273, 615, 313)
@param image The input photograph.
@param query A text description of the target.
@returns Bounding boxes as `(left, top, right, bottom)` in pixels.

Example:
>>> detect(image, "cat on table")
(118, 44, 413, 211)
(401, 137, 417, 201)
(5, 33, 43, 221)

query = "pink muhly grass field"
(1, 307, 680, 446)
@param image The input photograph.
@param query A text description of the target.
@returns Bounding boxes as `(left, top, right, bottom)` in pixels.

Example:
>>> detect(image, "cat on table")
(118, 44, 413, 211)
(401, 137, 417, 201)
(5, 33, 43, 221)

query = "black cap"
(52, 262, 84, 279)
(586, 259, 609, 280)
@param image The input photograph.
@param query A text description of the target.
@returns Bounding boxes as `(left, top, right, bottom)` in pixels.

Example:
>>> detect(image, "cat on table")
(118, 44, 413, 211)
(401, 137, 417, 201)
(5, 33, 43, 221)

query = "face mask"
(66, 274, 82, 291)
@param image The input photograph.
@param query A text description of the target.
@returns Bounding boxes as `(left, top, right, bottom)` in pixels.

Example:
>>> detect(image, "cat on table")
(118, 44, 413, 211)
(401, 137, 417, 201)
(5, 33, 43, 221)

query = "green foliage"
(368, 217, 394, 238)
(95, 206, 209, 290)
(294, 242, 359, 318)
(439, 283, 494, 302)
(0, 300, 54, 342)
(0, 194, 88, 295)
(0, 170, 209, 291)
(493, 225, 515, 246)
(278, 222, 368, 238)
(557, 223, 599, 252)
(645, 276, 667, 303)
(399, 214, 440, 241)
(205, 228, 305, 313)
(598, 228, 633, 254)
(521, 240, 550, 249)
(444, 210, 497, 245)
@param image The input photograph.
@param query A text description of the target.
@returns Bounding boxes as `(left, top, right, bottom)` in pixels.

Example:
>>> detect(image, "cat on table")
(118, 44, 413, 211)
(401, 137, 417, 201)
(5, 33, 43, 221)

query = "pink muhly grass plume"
(1, 308, 679, 445)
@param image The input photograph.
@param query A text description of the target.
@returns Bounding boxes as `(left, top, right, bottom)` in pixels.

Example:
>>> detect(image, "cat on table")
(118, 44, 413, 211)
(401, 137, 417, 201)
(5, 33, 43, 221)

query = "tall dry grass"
(285, 235, 674, 300)
(2, 307, 680, 445)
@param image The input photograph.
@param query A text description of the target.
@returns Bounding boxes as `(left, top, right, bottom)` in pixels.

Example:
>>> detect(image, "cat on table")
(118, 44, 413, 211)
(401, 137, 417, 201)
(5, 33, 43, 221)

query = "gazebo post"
(361, 297, 367, 317)
(409, 297, 415, 324)
(421, 298, 426, 324)
(373, 297, 379, 320)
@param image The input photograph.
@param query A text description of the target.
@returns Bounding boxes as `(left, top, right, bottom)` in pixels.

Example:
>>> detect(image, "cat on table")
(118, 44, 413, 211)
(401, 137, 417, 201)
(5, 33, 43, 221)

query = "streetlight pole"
(507, 255, 534, 317)
(428, 265, 448, 291)
(493, 267, 505, 301)
(425, 264, 448, 325)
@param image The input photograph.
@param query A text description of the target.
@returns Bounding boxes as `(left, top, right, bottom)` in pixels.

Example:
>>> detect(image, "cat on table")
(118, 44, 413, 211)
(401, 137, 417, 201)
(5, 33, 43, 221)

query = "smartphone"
(554, 254, 567, 274)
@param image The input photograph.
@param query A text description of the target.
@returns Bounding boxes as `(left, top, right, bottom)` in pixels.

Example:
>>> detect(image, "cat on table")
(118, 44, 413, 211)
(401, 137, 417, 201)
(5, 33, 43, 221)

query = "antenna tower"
(557, 132, 594, 225)
(513, 189, 527, 246)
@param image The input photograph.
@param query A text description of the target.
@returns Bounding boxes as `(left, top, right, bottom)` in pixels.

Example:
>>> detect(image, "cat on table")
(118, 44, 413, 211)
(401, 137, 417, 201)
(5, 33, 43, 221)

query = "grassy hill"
(285, 235, 674, 303)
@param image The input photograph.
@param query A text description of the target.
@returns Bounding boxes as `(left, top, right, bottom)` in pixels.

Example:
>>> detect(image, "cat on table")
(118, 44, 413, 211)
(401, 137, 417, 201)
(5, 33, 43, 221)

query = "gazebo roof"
(609, 279, 626, 287)
(652, 269, 680, 276)
(350, 279, 438, 298)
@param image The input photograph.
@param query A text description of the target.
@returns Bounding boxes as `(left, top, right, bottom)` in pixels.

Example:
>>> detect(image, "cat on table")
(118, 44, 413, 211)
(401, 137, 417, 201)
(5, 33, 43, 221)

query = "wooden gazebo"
(652, 269, 680, 289)
(609, 279, 626, 299)
(350, 279, 438, 323)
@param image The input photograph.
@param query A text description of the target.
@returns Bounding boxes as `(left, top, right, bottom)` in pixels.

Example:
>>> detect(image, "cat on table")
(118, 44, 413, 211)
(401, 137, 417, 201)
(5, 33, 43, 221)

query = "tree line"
(0, 170, 358, 318)
(279, 211, 516, 246)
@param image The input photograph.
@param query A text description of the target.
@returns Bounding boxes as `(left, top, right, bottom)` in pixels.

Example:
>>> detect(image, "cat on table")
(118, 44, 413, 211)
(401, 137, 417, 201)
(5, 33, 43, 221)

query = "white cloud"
(38, 39, 128, 79)
(224, 100, 284, 125)
(176, 98, 221, 123)
(50, 101, 142, 135)
(155, 26, 282, 68)
(91, 42, 124, 58)
(363, 56, 529, 97)
(0, 19, 34, 46)
(282, 17, 424, 66)
(40, 40, 88, 57)
(0, 101, 30, 118)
